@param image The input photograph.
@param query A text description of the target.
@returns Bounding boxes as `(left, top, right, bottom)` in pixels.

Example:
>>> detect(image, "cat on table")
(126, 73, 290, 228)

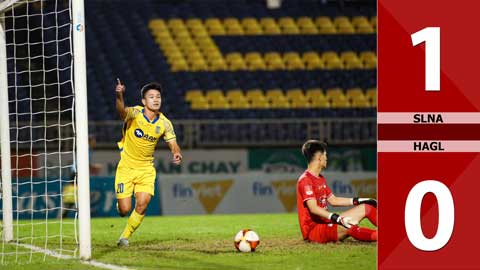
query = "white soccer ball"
(234, 229, 260, 252)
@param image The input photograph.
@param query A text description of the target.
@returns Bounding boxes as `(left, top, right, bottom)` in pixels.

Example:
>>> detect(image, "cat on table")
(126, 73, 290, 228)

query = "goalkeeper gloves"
(329, 213, 357, 228)
(353, 197, 377, 208)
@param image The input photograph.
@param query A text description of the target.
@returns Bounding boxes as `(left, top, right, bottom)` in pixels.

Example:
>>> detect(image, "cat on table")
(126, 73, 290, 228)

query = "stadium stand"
(82, 0, 376, 145)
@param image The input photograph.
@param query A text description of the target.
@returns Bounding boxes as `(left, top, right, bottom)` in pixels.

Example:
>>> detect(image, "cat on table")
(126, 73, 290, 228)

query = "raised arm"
(167, 139, 182, 165)
(116, 78, 128, 120)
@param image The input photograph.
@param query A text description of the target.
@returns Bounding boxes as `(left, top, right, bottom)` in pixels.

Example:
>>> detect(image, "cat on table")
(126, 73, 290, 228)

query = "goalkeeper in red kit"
(297, 140, 377, 243)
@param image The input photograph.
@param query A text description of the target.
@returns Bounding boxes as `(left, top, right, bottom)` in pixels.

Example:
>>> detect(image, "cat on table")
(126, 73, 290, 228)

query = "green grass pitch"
(2, 213, 376, 270)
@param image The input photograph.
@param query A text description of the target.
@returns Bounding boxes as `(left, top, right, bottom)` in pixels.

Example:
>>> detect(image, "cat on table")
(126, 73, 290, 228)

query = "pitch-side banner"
(378, 1, 480, 269)
(159, 172, 375, 215)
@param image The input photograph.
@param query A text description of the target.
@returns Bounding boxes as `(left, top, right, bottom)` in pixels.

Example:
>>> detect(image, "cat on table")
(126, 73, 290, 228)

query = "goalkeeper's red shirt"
(296, 170, 333, 240)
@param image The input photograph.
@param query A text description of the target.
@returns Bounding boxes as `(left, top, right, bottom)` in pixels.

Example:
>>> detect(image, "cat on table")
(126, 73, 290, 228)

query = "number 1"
(411, 27, 440, 91)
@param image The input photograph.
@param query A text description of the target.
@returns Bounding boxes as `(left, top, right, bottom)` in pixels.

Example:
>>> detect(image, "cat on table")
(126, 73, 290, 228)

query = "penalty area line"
(15, 243, 133, 270)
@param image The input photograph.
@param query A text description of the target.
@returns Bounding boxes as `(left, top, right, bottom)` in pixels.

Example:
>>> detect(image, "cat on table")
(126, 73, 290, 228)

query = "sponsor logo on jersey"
(134, 129, 144, 138)
(133, 128, 156, 142)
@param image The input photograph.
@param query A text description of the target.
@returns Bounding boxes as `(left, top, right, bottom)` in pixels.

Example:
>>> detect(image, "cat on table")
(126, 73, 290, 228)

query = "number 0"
(405, 180, 454, 251)
(411, 27, 440, 91)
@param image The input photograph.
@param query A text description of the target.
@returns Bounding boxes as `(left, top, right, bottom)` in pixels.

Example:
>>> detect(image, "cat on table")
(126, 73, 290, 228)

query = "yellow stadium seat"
(325, 58, 344, 69)
(315, 16, 334, 28)
(286, 88, 305, 100)
(351, 98, 371, 108)
(290, 99, 311, 109)
(287, 89, 309, 108)
(186, 18, 203, 28)
(168, 18, 187, 32)
(191, 99, 210, 110)
(366, 88, 377, 105)
(205, 89, 224, 100)
(278, 17, 300, 34)
(250, 99, 270, 109)
(166, 55, 186, 65)
(226, 53, 247, 71)
(297, 17, 318, 34)
(185, 90, 204, 102)
(149, 19, 167, 30)
(226, 89, 246, 100)
(241, 18, 263, 35)
(259, 17, 281, 34)
(315, 17, 336, 34)
(210, 100, 230, 109)
(171, 59, 189, 71)
(284, 52, 305, 70)
(306, 88, 325, 100)
(265, 89, 285, 102)
(245, 52, 266, 70)
(310, 96, 330, 109)
(331, 98, 351, 109)
(340, 51, 358, 61)
(224, 18, 244, 35)
(326, 88, 345, 101)
(346, 88, 365, 98)
(302, 52, 324, 70)
(205, 18, 226, 35)
(209, 58, 228, 71)
(334, 16, 355, 34)
(230, 98, 251, 109)
(353, 16, 375, 33)
(246, 89, 265, 101)
(270, 99, 291, 109)
(344, 58, 364, 69)
(189, 59, 208, 71)
(322, 51, 340, 61)
(264, 52, 285, 70)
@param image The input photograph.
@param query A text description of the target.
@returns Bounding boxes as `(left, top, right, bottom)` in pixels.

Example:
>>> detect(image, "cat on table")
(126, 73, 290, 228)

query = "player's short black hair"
(141, 82, 162, 98)
(301, 140, 327, 163)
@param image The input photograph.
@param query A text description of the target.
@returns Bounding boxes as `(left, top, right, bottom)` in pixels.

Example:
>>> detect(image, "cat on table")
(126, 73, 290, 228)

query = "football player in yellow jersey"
(115, 79, 182, 247)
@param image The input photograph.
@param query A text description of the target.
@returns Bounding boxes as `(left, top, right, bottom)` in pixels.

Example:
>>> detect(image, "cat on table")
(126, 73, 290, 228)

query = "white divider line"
(15, 243, 132, 270)
(378, 112, 480, 124)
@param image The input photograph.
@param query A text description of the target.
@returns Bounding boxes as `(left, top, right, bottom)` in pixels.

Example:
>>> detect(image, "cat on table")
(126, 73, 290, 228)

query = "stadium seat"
(315, 16, 337, 34)
(241, 17, 263, 35)
(284, 52, 305, 70)
(226, 53, 247, 71)
(326, 88, 346, 102)
(334, 16, 355, 34)
(297, 17, 318, 34)
(224, 18, 244, 35)
(205, 18, 226, 35)
(260, 17, 282, 34)
(245, 52, 266, 70)
(303, 52, 325, 70)
(265, 52, 285, 70)
(278, 17, 300, 34)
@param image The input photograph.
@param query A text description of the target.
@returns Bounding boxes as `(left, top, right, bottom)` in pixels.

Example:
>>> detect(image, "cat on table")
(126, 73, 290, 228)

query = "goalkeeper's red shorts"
(307, 223, 339, 243)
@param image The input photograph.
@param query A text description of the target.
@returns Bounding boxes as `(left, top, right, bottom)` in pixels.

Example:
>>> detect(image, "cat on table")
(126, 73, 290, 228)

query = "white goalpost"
(0, 0, 91, 263)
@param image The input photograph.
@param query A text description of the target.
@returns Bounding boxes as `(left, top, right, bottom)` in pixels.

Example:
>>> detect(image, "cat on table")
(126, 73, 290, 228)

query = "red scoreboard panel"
(378, 1, 480, 269)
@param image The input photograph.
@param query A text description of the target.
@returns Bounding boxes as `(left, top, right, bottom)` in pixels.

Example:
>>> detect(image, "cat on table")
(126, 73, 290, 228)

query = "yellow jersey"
(117, 106, 176, 167)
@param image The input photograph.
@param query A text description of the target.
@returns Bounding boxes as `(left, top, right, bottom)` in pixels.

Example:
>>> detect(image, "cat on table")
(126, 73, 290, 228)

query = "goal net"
(0, 0, 90, 264)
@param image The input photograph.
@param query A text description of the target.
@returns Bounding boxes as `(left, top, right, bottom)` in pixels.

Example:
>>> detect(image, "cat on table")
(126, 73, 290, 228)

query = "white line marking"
(15, 243, 133, 270)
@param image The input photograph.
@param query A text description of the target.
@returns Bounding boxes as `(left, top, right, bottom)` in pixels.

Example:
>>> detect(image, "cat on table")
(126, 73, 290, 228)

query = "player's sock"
(347, 225, 377, 242)
(120, 209, 144, 239)
(364, 204, 377, 226)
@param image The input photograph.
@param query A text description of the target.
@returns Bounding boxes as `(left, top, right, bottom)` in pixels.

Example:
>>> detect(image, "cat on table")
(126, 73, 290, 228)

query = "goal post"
(0, 15, 14, 243)
(72, 0, 91, 260)
(0, 0, 91, 262)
